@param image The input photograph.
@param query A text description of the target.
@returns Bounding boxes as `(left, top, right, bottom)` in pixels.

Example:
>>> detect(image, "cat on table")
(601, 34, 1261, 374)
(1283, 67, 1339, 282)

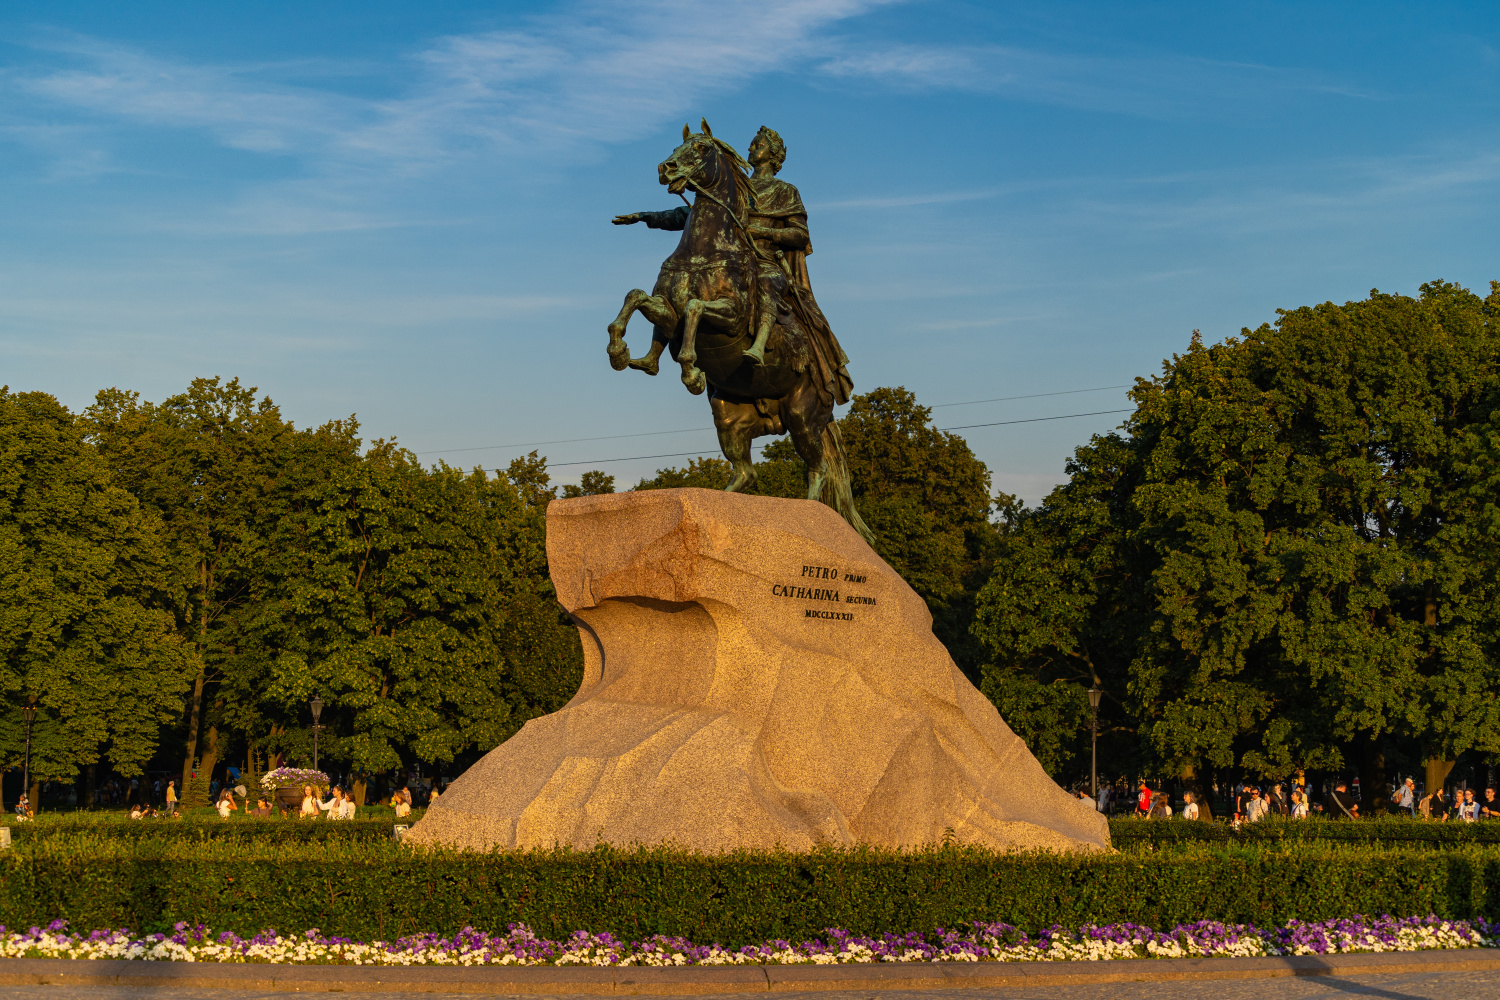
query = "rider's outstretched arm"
(612, 207, 690, 230)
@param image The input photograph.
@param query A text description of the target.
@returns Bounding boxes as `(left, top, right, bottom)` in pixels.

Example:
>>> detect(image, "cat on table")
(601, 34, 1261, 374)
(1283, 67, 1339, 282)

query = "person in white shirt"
(1394, 778, 1416, 817)
(1182, 791, 1200, 821)
(1291, 790, 1309, 819)
(1245, 787, 1269, 822)
(319, 786, 343, 818)
(337, 792, 357, 820)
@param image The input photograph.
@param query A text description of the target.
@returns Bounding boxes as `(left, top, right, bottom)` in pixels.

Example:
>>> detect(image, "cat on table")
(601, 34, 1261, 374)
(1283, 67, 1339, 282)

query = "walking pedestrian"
(1457, 789, 1482, 822)
(1394, 778, 1416, 818)
(1328, 780, 1359, 819)
(1245, 787, 1269, 822)
(1268, 783, 1288, 817)
(1132, 780, 1147, 816)
(1182, 791, 1200, 821)
(1290, 790, 1308, 819)
(164, 780, 177, 816)
(1481, 787, 1497, 819)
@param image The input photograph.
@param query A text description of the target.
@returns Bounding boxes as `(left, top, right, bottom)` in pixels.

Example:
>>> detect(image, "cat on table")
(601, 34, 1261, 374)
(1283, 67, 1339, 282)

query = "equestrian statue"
(607, 121, 874, 544)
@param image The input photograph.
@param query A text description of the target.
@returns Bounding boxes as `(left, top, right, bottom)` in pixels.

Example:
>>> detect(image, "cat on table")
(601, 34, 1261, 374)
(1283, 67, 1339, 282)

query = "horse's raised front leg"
(679, 297, 738, 395)
(607, 290, 677, 374)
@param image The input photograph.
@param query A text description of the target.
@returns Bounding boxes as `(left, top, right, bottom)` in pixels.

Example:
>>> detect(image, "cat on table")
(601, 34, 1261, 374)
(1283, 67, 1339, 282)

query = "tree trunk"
(1426, 758, 1457, 798)
(184, 726, 219, 809)
(181, 656, 206, 799)
(85, 764, 97, 810)
(352, 772, 367, 807)
(29, 780, 40, 813)
(244, 736, 262, 802)
(1358, 738, 1388, 816)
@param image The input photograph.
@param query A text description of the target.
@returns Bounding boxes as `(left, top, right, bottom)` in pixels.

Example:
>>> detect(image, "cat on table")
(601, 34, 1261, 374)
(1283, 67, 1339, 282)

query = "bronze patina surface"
(608, 121, 871, 543)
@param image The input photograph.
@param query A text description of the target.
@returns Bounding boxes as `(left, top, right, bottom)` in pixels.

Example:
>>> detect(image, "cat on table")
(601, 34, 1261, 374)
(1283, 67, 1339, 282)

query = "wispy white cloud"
(11, 0, 895, 175)
(817, 43, 1371, 118)
(812, 188, 1012, 211)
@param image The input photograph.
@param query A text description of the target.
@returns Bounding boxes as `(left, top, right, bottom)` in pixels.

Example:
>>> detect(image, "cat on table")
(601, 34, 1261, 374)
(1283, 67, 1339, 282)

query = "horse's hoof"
(683, 368, 707, 395)
(606, 341, 630, 371)
(742, 346, 766, 366)
(628, 356, 659, 376)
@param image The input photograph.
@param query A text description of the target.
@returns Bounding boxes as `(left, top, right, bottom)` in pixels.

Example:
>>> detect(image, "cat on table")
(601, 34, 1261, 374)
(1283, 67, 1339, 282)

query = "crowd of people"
(1088, 775, 1500, 823)
(92, 770, 446, 820)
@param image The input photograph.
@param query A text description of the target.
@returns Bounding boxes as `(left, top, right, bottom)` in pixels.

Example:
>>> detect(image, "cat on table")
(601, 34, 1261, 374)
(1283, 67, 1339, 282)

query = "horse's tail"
(821, 420, 876, 547)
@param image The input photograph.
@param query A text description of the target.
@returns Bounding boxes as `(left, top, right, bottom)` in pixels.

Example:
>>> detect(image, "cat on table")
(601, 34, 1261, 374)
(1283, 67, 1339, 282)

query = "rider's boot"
(743, 314, 774, 366)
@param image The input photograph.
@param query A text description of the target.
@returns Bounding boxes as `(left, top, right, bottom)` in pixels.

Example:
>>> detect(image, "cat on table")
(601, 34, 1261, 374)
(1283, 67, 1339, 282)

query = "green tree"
(0, 388, 189, 805)
(562, 470, 615, 498)
(974, 281, 1500, 795)
(83, 378, 359, 803)
(635, 457, 732, 491)
(262, 445, 581, 776)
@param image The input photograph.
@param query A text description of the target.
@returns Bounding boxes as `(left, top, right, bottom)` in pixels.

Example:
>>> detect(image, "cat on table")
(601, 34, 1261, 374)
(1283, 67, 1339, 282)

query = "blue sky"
(2, 1, 1498, 502)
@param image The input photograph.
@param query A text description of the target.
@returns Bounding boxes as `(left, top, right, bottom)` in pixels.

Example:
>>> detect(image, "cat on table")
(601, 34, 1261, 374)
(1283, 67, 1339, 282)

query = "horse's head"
(658, 119, 749, 199)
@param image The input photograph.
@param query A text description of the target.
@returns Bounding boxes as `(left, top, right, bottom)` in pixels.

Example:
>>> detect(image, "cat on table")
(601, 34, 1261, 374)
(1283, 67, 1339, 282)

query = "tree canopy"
(973, 281, 1500, 790)
(0, 388, 189, 792)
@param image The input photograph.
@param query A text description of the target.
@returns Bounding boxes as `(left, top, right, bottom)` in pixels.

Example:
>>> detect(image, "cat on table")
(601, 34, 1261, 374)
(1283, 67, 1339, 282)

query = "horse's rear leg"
(607, 290, 676, 374)
(787, 382, 875, 543)
(710, 394, 775, 493)
(784, 377, 835, 501)
(679, 297, 737, 395)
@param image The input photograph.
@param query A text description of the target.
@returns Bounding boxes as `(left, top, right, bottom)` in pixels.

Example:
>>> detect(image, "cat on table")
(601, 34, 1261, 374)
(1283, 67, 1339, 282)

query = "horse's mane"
(694, 133, 756, 214)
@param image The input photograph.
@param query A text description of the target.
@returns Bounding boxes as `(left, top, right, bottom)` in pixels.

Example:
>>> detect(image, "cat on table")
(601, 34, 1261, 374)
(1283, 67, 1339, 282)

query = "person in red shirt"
(1136, 780, 1152, 815)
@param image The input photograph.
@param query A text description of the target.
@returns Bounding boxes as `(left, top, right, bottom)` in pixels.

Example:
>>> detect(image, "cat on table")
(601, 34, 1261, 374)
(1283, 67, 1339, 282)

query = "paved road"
(1, 972, 1496, 1000)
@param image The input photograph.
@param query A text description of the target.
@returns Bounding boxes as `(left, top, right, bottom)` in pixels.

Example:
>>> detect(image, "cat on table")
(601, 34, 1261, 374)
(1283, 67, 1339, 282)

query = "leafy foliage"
(0, 389, 189, 783)
(974, 281, 1500, 785)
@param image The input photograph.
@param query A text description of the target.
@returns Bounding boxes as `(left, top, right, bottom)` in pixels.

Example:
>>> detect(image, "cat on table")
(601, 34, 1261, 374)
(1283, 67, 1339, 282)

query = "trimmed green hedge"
(1110, 816, 1500, 847)
(1, 814, 421, 843)
(2, 838, 1498, 944)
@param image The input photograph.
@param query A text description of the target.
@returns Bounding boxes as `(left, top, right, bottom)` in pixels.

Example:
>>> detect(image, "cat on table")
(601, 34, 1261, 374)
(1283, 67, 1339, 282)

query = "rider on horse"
(612, 127, 852, 407)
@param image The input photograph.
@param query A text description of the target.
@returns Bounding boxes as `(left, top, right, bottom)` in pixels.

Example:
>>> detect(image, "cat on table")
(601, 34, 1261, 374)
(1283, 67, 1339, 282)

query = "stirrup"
(628, 355, 659, 376)
(742, 344, 766, 366)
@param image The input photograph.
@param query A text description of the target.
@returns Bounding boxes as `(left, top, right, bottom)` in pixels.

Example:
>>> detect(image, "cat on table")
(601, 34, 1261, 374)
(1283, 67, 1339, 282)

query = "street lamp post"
(310, 696, 323, 772)
(1087, 686, 1102, 800)
(21, 703, 36, 813)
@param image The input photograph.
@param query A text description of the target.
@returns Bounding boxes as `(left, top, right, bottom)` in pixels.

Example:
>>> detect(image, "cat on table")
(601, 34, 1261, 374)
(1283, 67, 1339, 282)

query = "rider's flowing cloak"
(749, 177, 854, 407)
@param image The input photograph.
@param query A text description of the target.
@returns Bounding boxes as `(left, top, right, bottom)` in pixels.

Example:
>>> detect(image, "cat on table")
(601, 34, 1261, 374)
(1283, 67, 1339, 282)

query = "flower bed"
(259, 768, 330, 792)
(0, 915, 1490, 966)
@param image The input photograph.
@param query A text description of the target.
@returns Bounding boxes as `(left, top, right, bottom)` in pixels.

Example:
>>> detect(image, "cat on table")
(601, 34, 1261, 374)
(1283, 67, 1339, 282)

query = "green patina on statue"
(607, 121, 873, 543)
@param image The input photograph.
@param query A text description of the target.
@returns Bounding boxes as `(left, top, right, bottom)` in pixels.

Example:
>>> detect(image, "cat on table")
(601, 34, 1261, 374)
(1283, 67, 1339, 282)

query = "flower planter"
(274, 787, 304, 809)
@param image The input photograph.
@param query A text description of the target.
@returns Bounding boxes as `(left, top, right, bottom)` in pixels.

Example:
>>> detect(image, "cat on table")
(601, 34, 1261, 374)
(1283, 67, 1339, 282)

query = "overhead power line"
(931, 385, 1130, 409)
(939, 409, 1132, 432)
(425, 425, 708, 456)
(418, 383, 1130, 456)
(475, 408, 1130, 473)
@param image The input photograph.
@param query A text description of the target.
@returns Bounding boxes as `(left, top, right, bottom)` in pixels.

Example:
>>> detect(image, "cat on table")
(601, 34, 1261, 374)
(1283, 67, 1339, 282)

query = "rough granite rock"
(407, 488, 1109, 854)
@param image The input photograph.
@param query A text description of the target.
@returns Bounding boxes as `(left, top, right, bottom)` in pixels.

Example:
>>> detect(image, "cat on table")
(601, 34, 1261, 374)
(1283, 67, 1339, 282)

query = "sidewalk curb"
(0, 949, 1496, 993)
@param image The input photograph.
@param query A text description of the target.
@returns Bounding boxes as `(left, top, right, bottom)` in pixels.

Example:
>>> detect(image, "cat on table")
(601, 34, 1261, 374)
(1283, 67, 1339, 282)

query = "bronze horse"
(606, 122, 873, 544)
